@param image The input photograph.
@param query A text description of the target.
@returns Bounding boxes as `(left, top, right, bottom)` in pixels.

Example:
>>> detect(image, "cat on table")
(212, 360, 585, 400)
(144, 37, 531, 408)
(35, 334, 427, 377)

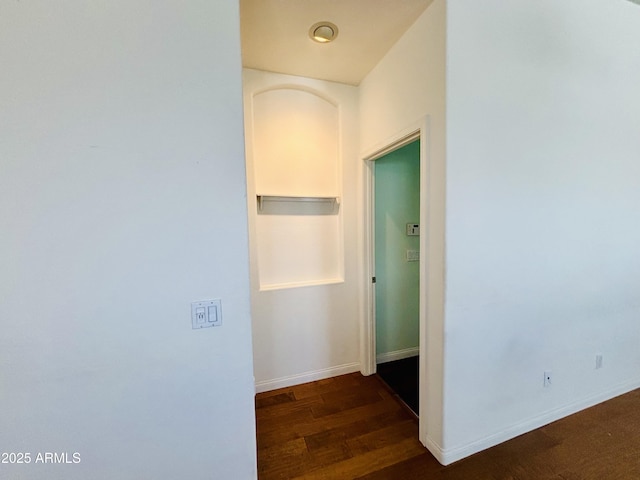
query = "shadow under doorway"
(377, 356, 419, 415)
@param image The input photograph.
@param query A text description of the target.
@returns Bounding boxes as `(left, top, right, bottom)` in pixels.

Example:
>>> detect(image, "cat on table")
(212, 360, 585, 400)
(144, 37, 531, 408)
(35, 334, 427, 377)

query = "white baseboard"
(437, 376, 640, 466)
(255, 362, 361, 394)
(376, 347, 419, 364)
(423, 436, 446, 465)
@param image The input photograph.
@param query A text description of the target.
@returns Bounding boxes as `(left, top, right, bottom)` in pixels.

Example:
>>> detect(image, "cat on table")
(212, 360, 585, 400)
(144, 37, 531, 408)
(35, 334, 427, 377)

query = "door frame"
(361, 116, 430, 444)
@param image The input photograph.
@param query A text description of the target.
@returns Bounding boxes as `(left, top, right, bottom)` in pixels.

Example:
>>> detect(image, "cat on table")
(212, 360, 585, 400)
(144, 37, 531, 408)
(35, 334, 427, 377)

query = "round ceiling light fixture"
(309, 22, 338, 43)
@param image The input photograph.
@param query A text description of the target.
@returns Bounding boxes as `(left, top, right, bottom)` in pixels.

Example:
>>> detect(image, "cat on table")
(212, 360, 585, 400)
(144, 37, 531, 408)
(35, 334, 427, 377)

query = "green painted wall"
(375, 140, 420, 358)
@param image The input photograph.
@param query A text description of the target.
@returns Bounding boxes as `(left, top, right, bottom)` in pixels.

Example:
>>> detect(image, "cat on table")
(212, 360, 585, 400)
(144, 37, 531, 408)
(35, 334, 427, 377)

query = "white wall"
(243, 69, 361, 391)
(359, 0, 447, 457)
(0, 2, 256, 479)
(444, 0, 640, 463)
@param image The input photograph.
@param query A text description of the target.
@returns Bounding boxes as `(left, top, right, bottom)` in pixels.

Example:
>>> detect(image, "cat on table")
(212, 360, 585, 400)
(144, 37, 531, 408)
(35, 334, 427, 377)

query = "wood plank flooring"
(255, 372, 640, 479)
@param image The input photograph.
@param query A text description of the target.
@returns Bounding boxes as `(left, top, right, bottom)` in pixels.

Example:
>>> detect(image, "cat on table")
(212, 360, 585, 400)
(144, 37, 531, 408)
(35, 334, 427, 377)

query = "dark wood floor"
(256, 372, 640, 479)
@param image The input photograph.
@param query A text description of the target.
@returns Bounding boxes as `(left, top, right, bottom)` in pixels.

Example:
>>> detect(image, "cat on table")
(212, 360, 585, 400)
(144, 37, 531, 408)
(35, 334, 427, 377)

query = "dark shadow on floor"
(376, 356, 418, 415)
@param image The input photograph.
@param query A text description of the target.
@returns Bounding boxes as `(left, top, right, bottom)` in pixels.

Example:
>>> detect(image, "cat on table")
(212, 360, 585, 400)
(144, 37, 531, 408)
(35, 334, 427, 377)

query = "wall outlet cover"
(191, 299, 222, 329)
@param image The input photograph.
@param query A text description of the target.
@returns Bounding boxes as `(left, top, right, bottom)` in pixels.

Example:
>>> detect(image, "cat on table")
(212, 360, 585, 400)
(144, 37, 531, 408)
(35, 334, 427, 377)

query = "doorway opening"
(362, 118, 429, 444)
(373, 139, 420, 415)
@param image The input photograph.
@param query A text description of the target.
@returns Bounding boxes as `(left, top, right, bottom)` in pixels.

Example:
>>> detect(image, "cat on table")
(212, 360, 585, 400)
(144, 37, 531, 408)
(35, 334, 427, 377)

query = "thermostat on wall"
(406, 223, 420, 236)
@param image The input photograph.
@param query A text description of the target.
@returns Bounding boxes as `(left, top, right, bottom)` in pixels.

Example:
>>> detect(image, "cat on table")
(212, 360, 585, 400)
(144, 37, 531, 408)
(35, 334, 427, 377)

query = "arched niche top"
(250, 83, 340, 198)
(252, 84, 339, 108)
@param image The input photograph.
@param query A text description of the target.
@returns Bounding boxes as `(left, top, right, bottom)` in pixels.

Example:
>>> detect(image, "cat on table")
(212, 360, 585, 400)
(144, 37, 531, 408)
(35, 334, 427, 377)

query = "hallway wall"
(0, 2, 257, 478)
(359, 0, 447, 457)
(443, 0, 640, 463)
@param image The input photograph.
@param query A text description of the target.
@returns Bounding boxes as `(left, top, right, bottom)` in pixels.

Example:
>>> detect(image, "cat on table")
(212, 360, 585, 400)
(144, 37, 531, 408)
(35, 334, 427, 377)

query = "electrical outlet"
(543, 371, 552, 387)
(596, 354, 603, 370)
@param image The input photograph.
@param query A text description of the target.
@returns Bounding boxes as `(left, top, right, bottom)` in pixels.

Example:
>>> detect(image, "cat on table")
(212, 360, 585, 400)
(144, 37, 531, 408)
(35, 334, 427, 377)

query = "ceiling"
(240, 0, 434, 86)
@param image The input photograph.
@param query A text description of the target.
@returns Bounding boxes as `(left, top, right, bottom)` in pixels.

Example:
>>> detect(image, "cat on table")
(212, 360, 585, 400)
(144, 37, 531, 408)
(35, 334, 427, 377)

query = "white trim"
(254, 362, 361, 393)
(360, 154, 376, 377)
(416, 120, 430, 447)
(436, 377, 640, 466)
(423, 436, 446, 465)
(361, 124, 422, 161)
(376, 347, 419, 364)
(361, 122, 425, 377)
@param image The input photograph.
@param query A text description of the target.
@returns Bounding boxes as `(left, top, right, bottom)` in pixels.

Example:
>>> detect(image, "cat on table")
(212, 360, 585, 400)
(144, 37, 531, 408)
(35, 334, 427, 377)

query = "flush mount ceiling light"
(309, 22, 338, 43)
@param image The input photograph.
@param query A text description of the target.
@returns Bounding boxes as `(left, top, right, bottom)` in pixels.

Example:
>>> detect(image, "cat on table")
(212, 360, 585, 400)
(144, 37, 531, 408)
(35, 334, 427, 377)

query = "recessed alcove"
(250, 85, 343, 290)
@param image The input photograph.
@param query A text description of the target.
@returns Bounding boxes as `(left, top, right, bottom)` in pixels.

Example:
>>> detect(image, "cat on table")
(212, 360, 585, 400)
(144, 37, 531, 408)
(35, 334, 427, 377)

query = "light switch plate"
(406, 223, 420, 236)
(191, 299, 222, 329)
(406, 250, 419, 262)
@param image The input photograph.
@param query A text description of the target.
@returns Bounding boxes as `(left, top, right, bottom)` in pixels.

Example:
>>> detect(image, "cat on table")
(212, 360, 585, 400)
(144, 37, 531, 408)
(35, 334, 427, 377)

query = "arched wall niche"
(249, 84, 343, 290)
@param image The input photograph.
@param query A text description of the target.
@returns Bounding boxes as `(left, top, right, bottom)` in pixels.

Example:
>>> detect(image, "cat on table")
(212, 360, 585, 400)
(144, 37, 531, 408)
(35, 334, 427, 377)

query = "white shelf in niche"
(260, 277, 345, 292)
(255, 195, 343, 289)
(256, 194, 340, 213)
